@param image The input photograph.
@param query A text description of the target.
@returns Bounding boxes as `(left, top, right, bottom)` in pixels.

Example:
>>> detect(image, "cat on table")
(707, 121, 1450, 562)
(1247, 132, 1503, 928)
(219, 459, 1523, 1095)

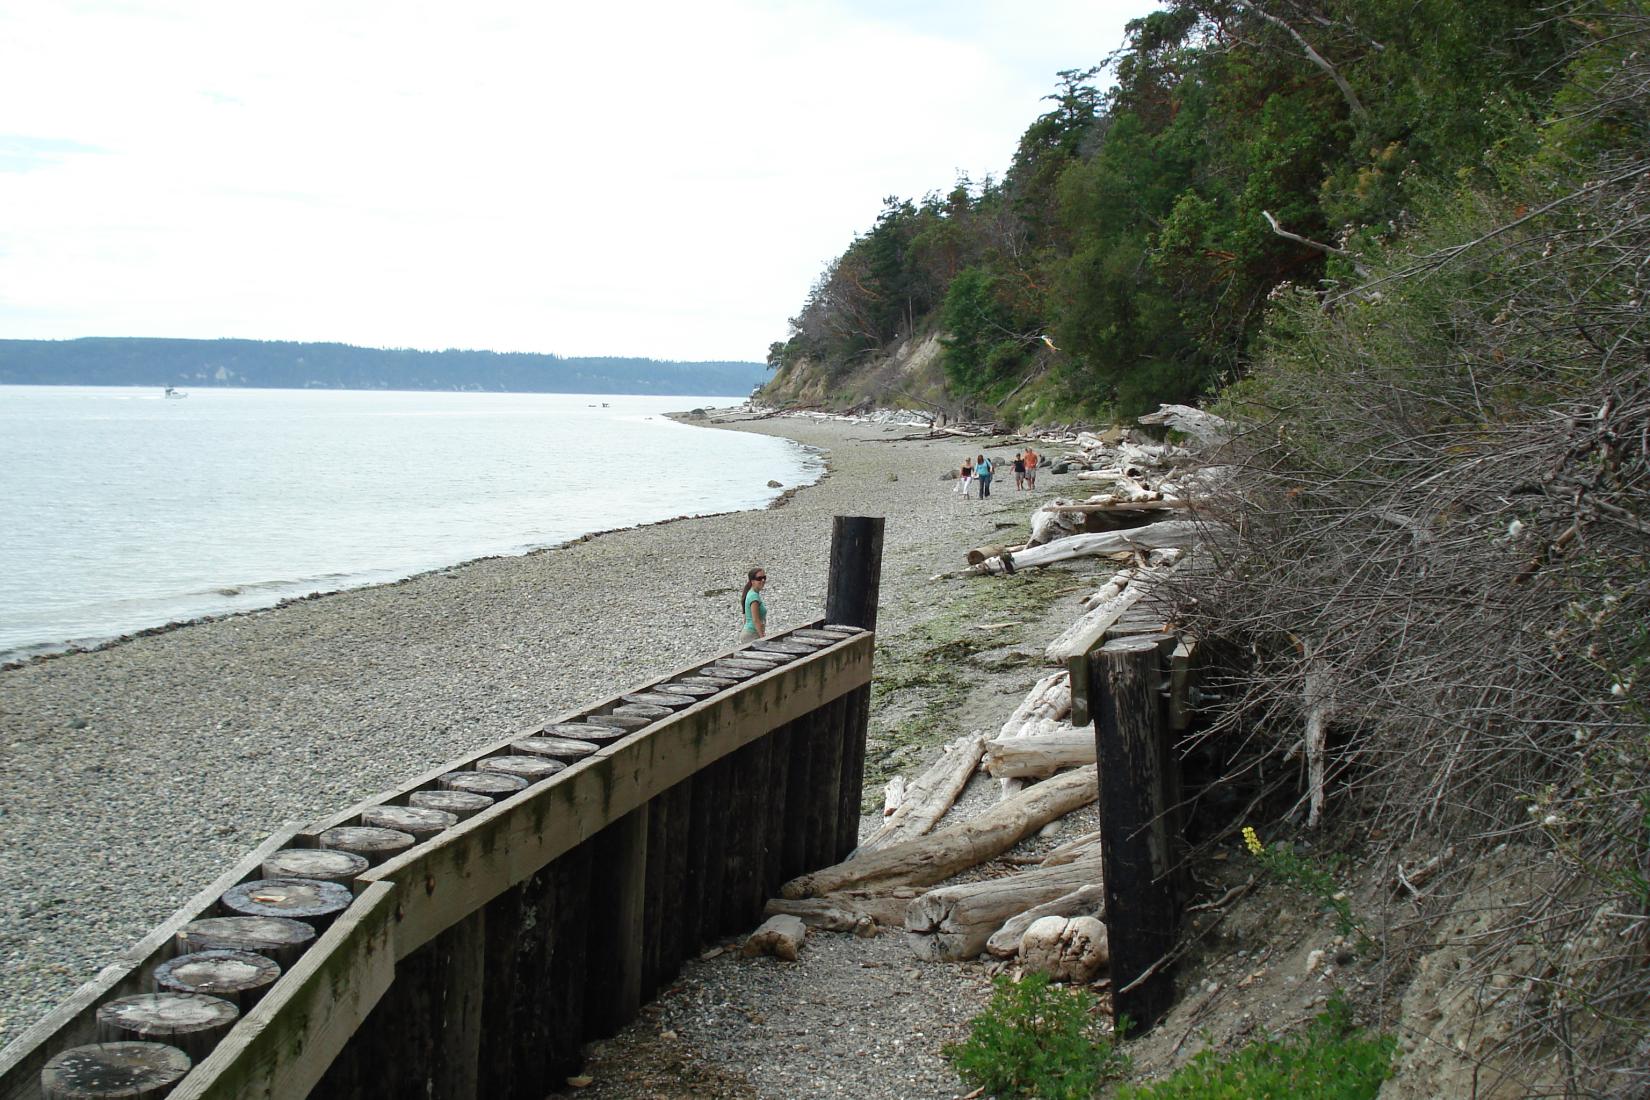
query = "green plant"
(1116, 992, 1394, 1099)
(1242, 827, 1366, 946)
(945, 973, 1128, 1100)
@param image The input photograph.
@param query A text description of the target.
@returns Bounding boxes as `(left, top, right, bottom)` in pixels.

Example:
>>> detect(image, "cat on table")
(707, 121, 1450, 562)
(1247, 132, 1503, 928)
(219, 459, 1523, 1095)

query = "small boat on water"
(164, 386, 188, 399)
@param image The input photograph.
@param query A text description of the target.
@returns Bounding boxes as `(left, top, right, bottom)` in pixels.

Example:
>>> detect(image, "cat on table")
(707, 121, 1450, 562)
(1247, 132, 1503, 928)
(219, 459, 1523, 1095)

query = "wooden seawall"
(1, 517, 885, 1100)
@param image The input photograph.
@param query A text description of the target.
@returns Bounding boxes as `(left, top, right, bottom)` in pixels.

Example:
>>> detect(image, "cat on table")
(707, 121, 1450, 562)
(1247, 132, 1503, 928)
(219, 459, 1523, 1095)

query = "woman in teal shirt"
(741, 567, 768, 641)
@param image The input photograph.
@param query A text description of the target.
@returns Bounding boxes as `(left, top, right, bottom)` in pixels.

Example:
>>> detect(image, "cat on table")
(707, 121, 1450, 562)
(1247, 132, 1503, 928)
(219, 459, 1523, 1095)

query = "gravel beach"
(0, 408, 1070, 1085)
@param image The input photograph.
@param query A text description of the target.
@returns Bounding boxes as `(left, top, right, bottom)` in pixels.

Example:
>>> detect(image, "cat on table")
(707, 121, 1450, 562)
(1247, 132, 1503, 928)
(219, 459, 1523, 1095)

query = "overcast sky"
(0, 1, 1160, 363)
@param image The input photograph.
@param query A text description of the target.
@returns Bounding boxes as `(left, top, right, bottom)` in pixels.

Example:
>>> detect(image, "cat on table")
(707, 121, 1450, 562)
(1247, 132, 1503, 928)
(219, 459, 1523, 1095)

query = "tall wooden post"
(1091, 635, 1178, 1033)
(825, 515, 883, 861)
(825, 516, 884, 631)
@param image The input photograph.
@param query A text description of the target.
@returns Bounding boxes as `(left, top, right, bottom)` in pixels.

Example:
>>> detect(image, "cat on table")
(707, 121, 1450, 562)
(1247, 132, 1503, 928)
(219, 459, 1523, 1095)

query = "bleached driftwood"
(743, 914, 807, 960)
(1029, 502, 1083, 546)
(966, 542, 1027, 565)
(763, 891, 916, 932)
(1138, 404, 1233, 446)
(984, 885, 1107, 957)
(983, 730, 1096, 779)
(882, 775, 907, 817)
(1047, 570, 1151, 661)
(1037, 830, 1102, 867)
(858, 734, 985, 853)
(905, 853, 1104, 961)
(954, 521, 1203, 577)
(1020, 915, 1109, 981)
(994, 671, 1071, 800)
(997, 672, 1070, 740)
(782, 766, 1098, 899)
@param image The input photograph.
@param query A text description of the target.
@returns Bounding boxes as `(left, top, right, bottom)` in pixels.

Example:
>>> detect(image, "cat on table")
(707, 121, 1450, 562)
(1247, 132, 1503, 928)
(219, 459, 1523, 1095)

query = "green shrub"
(1116, 993, 1393, 1100)
(945, 973, 1127, 1099)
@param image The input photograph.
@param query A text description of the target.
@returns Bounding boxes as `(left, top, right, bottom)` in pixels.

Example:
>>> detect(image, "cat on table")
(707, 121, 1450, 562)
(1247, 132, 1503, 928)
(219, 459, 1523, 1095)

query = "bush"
(945, 973, 1127, 1100)
(1116, 994, 1393, 1100)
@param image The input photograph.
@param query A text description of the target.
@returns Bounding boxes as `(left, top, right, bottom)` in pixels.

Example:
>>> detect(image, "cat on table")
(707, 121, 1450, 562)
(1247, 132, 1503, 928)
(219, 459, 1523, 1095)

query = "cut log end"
(41, 1042, 192, 1100)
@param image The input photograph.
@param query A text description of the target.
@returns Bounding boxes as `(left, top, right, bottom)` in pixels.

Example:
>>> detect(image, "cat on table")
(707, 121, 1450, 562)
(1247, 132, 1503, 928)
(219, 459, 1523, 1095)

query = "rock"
(768, 479, 783, 488)
(1019, 915, 1108, 983)
(744, 914, 808, 961)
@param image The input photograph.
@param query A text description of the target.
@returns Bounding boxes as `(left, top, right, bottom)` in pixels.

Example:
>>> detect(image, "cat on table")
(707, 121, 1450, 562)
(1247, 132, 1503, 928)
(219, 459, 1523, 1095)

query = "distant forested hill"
(0, 338, 766, 396)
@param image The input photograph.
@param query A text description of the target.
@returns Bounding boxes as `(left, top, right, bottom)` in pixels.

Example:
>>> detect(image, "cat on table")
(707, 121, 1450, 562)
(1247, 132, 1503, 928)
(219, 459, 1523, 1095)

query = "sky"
(0, 1, 1161, 363)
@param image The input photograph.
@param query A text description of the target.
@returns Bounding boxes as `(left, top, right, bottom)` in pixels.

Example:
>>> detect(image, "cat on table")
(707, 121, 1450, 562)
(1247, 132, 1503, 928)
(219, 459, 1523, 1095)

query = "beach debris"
(781, 766, 1096, 899)
(905, 852, 1104, 962)
(1019, 915, 1110, 982)
(858, 734, 986, 853)
(743, 915, 808, 961)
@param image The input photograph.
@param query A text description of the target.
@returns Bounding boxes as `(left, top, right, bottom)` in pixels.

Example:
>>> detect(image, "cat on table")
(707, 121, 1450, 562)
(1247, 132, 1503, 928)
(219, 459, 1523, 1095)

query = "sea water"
(0, 386, 820, 660)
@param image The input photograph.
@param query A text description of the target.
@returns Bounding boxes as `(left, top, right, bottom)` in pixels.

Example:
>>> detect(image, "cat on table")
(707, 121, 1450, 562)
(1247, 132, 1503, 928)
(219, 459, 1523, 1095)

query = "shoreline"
(0, 408, 827, 670)
(0, 408, 1023, 1053)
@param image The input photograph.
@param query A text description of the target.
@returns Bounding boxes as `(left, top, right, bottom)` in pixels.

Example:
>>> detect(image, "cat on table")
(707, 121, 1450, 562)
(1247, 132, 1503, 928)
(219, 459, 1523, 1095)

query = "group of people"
(954, 446, 1038, 499)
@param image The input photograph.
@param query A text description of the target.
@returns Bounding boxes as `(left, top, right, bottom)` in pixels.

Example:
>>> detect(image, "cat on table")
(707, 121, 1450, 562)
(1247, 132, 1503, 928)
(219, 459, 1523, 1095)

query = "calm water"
(0, 387, 819, 660)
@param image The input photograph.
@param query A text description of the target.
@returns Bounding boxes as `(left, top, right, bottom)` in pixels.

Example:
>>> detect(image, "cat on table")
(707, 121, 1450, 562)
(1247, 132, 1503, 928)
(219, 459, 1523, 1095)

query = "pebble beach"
(0, 409, 1031, 1066)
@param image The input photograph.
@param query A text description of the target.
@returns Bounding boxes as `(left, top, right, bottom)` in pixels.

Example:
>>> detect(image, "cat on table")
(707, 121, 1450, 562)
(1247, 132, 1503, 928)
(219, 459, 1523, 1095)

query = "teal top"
(744, 587, 766, 632)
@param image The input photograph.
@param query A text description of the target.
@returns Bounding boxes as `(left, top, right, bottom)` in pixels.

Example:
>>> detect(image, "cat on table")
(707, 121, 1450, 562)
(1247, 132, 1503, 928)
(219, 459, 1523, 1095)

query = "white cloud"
(0, 0, 1159, 360)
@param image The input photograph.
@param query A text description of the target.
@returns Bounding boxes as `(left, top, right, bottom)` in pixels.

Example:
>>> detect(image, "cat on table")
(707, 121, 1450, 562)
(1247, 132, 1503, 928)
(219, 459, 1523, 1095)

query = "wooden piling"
(805, 698, 843, 871)
(583, 805, 648, 1039)
(825, 515, 885, 632)
(1090, 635, 1179, 1032)
(720, 735, 775, 934)
(836, 682, 873, 859)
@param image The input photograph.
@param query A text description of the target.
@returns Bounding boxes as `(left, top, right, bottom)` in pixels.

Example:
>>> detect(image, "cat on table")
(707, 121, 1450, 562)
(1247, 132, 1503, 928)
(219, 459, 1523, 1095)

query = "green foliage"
(1116, 994, 1394, 1100)
(945, 973, 1128, 1100)
(1242, 828, 1365, 944)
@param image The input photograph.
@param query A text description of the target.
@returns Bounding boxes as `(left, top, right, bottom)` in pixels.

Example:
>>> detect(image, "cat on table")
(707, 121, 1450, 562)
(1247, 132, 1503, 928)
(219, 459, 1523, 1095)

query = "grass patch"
(1115, 993, 1393, 1100)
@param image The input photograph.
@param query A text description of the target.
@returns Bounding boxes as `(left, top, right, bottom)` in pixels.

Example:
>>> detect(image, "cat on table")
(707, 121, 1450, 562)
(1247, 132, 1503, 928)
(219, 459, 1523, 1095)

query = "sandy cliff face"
(760, 331, 948, 411)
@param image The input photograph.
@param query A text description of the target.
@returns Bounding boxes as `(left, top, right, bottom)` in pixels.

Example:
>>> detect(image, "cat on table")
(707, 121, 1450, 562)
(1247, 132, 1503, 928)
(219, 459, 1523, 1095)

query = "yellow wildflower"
(1242, 825, 1263, 856)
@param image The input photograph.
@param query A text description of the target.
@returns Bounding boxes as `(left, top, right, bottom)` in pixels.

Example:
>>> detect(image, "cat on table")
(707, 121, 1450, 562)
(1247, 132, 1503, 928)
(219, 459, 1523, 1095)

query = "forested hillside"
(765, 0, 1588, 420)
(0, 338, 766, 396)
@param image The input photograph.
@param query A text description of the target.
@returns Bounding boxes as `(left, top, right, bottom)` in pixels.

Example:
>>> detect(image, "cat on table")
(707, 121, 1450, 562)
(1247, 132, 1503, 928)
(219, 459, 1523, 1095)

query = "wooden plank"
(0, 826, 304, 1100)
(762, 722, 794, 898)
(1067, 652, 1091, 729)
(654, 779, 694, 988)
(359, 634, 873, 958)
(170, 880, 398, 1100)
(804, 697, 843, 872)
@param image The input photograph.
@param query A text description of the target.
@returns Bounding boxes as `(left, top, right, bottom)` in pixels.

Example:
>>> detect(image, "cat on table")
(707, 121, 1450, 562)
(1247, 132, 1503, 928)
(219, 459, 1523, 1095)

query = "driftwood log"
(951, 521, 1202, 577)
(1021, 915, 1109, 982)
(782, 766, 1096, 899)
(984, 885, 1107, 957)
(905, 854, 1104, 961)
(743, 915, 807, 961)
(993, 671, 1071, 799)
(857, 734, 985, 852)
(763, 890, 918, 932)
(982, 730, 1096, 779)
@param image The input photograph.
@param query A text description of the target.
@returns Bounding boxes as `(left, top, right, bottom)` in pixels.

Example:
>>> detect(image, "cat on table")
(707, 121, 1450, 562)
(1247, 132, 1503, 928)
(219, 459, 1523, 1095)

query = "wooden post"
(475, 841, 590, 1099)
(825, 515, 882, 864)
(763, 722, 795, 896)
(312, 906, 487, 1100)
(835, 684, 873, 859)
(653, 779, 694, 988)
(1091, 635, 1178, 1033)
(825, 515, 885, 631)
(720, 735, 775, 934)
(583, 804, 648, 1038)
(805, 698, 844, 871)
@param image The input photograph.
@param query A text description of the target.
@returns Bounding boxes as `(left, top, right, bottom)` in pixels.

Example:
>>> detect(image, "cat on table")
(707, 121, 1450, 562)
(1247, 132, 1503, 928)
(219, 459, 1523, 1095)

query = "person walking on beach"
(1013, 452, 1026, 491)
(955, 457, 974, 498)
(1024, 446, 1039, 489)
(740, 567, 768, 641)
(976, 453, 994, 498)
